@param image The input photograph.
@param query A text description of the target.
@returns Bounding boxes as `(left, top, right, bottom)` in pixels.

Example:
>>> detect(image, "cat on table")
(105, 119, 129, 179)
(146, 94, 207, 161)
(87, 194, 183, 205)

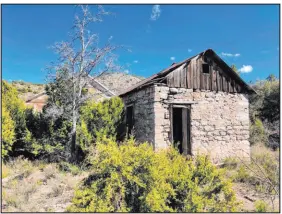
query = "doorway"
(126, 105, 134, 137)
(171, 106, 191, 155)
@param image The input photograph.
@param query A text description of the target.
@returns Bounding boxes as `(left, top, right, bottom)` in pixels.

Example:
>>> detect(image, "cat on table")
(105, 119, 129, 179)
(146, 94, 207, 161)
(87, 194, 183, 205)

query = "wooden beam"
(182, 108, 188, 155)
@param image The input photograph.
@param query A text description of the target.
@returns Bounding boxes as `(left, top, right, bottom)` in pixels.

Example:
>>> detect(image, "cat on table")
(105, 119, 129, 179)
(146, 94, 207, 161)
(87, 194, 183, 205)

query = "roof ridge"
(25, 91, 46, 102)
(119, 49, 255, 96)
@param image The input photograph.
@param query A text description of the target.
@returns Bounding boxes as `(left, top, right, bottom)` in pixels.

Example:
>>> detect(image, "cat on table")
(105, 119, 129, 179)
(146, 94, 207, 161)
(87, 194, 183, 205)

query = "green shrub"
(18, 88, 28, 93)
(27, 86, 32, 92)
(58, 162, 81, 175)
(2, 105, 15, 159)
(79, 97, 124, 154)
(250, 145, 279, 197)
(222, 157, 239, 170)
(255, 200, 268, 212)
(250, 118, 267, 145)
(233, 165, 250, 183)
(67, 138, 240, 212)
(2, 80, 33, 158)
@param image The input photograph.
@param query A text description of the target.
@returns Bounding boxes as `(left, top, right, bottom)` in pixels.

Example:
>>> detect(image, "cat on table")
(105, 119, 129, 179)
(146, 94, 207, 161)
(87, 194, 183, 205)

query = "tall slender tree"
(45, 5, 121, 162)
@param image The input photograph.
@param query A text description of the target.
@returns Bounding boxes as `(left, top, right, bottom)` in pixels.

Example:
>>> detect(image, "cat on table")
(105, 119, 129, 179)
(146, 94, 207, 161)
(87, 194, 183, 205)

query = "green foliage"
(255, 200, 268, 212)
(17, 87, 28, 93)
(2, 80, 33, 158)
(80, 96, 124, 143)
(250, 118, 267, 145)
(251, 146, 279, 196)
(76, 120, 93, 153)
(222, 157, 239, 170)
(233, 165, 250, 183)
(27, 112, 71, 162)
(231, 64, 239, 74)
(2, 105, 16, 158)
(58, 161, 81, 175)
(249, 75, 279, 149)
(67, 138, 239, 212)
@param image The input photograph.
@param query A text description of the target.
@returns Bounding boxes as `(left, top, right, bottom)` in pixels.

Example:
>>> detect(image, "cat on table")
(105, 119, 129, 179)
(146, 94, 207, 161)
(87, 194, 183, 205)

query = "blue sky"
(2, 4, 280, 84)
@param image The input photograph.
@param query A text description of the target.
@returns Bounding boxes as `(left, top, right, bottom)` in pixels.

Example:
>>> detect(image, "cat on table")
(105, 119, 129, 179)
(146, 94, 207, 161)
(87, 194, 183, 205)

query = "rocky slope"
(11, 72, 144, 101)
(96, 72, 144, 95)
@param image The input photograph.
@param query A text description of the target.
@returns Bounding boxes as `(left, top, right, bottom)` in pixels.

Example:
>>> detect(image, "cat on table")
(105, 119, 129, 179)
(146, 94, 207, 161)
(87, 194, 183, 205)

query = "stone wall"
(121, 85, 155, 145)
(153, 84, 250, 163)
(122, 83, 250, 163)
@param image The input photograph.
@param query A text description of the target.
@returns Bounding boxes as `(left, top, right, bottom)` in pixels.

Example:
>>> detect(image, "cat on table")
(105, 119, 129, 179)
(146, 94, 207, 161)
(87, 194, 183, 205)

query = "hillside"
(11, 72, 144, 101)
(11, 81, 45, 101)
(96, 72, 145, 95)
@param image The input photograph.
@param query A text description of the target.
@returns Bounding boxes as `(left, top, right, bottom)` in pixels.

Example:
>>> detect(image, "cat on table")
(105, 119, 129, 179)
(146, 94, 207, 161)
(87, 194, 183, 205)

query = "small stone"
(169, 88, 178, 94)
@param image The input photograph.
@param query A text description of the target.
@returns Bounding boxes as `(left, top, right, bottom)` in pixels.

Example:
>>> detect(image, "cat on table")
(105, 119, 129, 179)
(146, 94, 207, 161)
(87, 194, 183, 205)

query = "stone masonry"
(122, 85, 156, 146)
(122, 83, 250, 163)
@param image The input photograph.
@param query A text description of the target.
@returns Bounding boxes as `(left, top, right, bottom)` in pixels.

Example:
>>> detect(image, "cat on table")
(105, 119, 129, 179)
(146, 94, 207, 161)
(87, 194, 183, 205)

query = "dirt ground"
(2, 159, 279, 212)
(233, 182, 279, 212)
(2, 163, 87, 212)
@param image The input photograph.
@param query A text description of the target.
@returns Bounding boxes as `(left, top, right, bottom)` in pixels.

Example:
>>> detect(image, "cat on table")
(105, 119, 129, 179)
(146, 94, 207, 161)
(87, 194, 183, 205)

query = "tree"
(231, 64, 239, 74)
(2, 80, 32, 157)
(266, 74, 276, 82)
(45, 5, 121, 162)
(2, 105, 15, 158)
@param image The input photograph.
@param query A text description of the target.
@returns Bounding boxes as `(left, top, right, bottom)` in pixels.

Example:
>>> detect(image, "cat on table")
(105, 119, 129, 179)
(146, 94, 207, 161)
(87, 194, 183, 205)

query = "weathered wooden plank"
(187, 63, 191, 88)
(179, 68, 182, 88)
(200, 73, 204, 90)
(233, 80, 237, 93)
(216, 69, 219, 91)
(182, 67, 187, 88)
(173, 69, 179, 87)
(192, 58, 198, 89)
(210, 65, 213, 91)
(213, 69, 217, 91)
(197, 57, 202, 89)
(217, 71, 221, 91)
(170, 73, 174, 88)
(230, 80, 234, 93)
(238, 84, 241, 93)
(223, 75, 226, 92)
(220, 72, 223, 91)
(182, 108, 188, 155)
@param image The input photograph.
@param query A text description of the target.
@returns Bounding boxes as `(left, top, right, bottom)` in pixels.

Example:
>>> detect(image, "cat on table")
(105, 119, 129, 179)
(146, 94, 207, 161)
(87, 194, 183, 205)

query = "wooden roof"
(119, 49, 256, 96)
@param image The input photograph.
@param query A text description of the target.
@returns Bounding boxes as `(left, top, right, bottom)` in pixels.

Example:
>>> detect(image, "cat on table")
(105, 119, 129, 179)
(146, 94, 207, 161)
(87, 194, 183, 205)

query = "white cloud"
(188, 49, 192, 52)
(221, 52, 241, 57)
(124, 69, 130, 74)
(150, 5, 161, 21)
(133, 60, 139, 63)
(170, 56, 175, 61)
(238, 65, 253, 73)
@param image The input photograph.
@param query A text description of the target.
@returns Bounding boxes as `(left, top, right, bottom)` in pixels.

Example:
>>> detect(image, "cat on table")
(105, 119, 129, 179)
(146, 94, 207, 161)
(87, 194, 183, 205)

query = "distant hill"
(11, 72, 145, 101)
(96, 72, 145, 95)
(11, 81, 45, 101)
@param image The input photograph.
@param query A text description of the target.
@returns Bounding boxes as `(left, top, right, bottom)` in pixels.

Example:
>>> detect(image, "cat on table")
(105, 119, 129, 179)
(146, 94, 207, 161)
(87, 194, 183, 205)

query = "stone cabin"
(119, 49, 255, 163)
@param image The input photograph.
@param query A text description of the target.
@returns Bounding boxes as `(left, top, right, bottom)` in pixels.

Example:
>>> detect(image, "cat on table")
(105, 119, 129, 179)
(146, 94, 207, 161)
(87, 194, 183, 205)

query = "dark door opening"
(172, 106, 191, 155)
(173, 108, 183, 153)
(126, 105, 134, 137)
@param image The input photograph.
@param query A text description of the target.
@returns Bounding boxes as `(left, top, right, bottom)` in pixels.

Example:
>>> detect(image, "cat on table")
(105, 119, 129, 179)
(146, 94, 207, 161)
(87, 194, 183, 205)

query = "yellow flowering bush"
(68, 138, 240, 212)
